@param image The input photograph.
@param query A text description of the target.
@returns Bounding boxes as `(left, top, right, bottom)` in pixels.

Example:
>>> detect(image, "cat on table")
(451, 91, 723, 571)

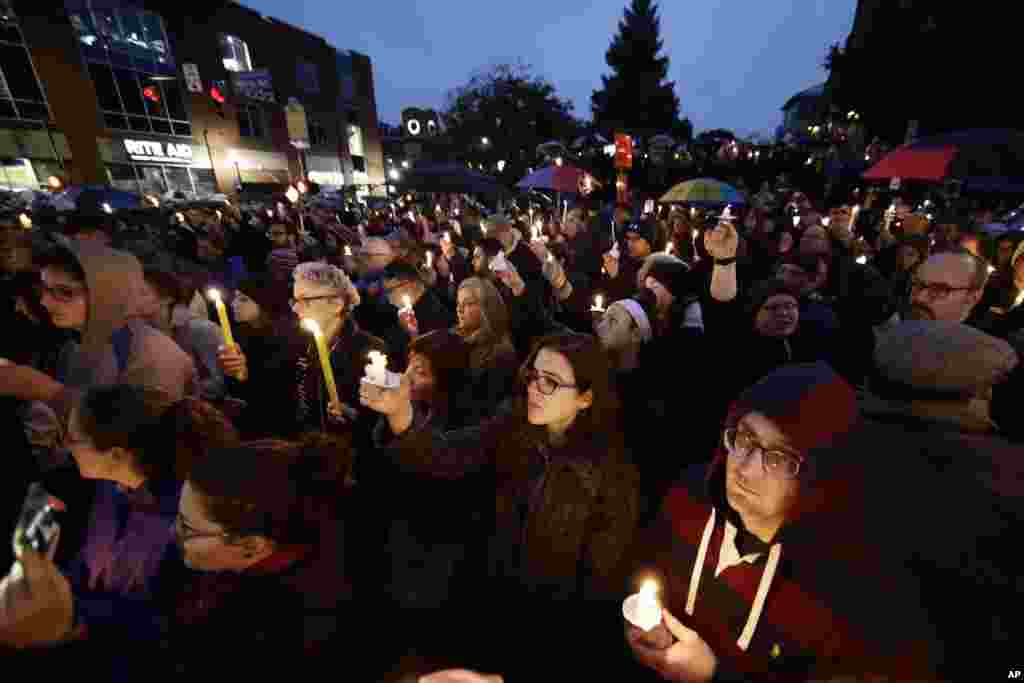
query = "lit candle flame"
(18, 213, 32, 229)
(665, 241, 674, 254)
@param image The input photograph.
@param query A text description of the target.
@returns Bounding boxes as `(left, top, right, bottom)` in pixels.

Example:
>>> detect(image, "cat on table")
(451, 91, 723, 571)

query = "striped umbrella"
(659, 178, 746, 207)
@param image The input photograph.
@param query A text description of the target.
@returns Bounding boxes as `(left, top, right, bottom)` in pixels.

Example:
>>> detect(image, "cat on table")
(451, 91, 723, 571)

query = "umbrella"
(48, 185, 142, 212)
(863, 128, 1024, 182)
(516, 165, 586, 194)
(659, 178, 746, 207)
(399, 164, 507, 197)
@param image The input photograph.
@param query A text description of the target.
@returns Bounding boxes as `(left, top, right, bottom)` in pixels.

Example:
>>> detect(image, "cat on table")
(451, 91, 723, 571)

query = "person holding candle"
(380, 262, 455, 368)
(625, 363, 943, 682)
(360, 332, 640, 679)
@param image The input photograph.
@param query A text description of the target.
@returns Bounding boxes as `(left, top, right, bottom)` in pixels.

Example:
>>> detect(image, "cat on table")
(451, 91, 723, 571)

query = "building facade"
(3, 0, 384, 196)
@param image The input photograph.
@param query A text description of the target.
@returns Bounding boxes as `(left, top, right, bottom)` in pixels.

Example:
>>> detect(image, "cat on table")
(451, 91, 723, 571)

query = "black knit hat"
(645, 258, 692, 301)
(237, 274, 292, 319)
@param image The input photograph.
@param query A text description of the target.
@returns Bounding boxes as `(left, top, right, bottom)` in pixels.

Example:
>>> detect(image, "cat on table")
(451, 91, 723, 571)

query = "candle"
(591, 294, 605, 313)
(176, 212, 185, 224)
(665, 241, 674, 255)
(609, 241, 620, 260)
(443, 231, 451, 243)
(206, 289, 235, 348)
(365, 350, 388, 385)
(401, 294, 413, 314)
(821, 216, 831, 227)
(215, 209, 222, 221)
(856, 255, 868, 265)
(547, 252, 554, 263)
(426, 251, 433, 269)
(850, 204, 861, 231)
(302, 319, 341, 410)
(18, 213, 32, 229)
(792, 215, 800, 227)
(690, 207, 697, 218)
(344, 245, 353, 257)
(622, 579, 674, 649)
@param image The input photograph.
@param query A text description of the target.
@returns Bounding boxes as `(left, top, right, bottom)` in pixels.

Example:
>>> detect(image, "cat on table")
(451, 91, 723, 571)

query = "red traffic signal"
(142, 85, 161, 103)
(209, 86, 226, 104)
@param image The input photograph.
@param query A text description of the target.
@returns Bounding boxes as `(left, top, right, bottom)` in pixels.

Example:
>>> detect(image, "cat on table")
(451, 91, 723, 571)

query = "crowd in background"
(0, 177, 1021, 682)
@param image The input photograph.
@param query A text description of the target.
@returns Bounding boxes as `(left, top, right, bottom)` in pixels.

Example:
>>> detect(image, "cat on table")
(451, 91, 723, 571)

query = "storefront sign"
(231, 69, 276, 103)
(124, 139, 194, 165)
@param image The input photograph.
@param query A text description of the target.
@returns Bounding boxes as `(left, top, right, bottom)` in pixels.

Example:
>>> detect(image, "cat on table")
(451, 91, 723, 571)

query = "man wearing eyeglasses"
(908, 249, 988, 322)
(626, 363, 942, 682)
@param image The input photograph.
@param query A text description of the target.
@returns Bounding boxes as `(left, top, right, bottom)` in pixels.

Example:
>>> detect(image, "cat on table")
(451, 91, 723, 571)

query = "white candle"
(590, 294, 605, 312)
(609, 241, 620, 260)
(344, 245, 353, 257)
(401, 294, 413, 314)
(176, 212, 185, 224)
(665, 241, 674, 255)
(792, 215, 800, 227)
(426, 251, 433, 269)
(821, 217, 831, 227)
(443, 231, 451, 243)
(365, 350, 388, 385)
(856, 255, 868, 265)
(18, 213, 31, 229)
(623, 579, 674, 649)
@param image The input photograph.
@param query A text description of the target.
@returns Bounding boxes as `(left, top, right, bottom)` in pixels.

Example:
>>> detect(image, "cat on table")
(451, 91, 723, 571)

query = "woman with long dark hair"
(361, 332, 640, 679)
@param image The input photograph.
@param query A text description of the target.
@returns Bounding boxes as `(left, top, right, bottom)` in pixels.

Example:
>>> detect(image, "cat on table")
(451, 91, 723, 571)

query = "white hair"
(293, 261, 360, 307)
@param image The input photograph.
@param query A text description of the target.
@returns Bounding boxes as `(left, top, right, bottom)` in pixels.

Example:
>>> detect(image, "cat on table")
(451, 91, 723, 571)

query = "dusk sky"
(245, 0, 857, 137)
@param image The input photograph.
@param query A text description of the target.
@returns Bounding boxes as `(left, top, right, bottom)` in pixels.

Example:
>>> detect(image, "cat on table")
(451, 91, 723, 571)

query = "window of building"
(0, 6, 50, 123)
(308, 117, 329, 146)
(87, 60, 190, 137)
(66, 2, 173, 73)
(238, 105, 264, 138)
(219, 34, 252, 73)
(348, 124, 364, 157)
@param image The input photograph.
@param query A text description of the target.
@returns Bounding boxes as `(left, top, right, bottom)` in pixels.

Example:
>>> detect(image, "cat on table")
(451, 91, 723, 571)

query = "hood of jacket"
(73, 242, 146, 356)
(707, 362, 859, 538)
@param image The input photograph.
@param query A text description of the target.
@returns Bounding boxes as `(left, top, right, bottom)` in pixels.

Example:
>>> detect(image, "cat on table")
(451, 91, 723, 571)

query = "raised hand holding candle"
(302, 319, 341, 410)
(362, 350, 400, 388)
(206, 289, 235, 348)
(623, 580, 674, 649)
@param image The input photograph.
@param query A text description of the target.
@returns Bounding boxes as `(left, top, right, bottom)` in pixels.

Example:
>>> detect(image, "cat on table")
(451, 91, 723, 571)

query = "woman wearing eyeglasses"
(625, 362, 942, 682)
(360, 332, 640, 679)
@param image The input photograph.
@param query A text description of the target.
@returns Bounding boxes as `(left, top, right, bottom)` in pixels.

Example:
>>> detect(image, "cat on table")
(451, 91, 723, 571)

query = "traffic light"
(210, 86, 226, 118)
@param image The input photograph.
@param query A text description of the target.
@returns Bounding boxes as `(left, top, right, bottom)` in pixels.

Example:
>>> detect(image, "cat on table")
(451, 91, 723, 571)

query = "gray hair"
(293, 261, 360, 307)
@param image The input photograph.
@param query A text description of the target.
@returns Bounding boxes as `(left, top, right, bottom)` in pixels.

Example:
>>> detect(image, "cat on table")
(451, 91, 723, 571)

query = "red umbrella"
(517, 164, 585, 193)
(863, 128, 1024, 181)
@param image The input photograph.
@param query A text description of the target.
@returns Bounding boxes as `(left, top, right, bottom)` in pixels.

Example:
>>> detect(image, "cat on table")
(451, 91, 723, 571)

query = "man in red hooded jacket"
(626, 362, 942, 682)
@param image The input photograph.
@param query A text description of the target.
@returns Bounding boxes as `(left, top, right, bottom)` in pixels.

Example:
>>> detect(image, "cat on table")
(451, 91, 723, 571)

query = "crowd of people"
(0, 179, 1021, 681)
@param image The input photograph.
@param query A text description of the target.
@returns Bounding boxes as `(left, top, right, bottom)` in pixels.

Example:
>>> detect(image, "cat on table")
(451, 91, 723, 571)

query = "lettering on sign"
(124, 139, 194, 165)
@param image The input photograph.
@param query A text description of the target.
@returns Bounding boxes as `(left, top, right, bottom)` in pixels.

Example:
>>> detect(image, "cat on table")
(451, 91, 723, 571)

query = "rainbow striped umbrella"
(659, 178, 746, 207)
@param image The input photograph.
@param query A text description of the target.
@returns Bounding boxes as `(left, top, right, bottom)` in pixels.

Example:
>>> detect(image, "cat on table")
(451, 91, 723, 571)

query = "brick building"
(1, 0, 384, 196)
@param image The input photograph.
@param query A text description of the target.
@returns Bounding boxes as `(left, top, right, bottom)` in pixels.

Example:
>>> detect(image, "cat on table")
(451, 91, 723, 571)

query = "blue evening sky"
(244, 0, 857, 136)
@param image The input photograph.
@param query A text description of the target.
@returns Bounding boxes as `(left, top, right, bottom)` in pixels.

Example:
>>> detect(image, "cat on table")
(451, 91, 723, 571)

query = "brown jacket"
(374, 401, 640, 600)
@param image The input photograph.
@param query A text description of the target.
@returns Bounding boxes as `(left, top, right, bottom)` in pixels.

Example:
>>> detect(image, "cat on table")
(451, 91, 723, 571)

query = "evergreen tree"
(591, 0, 683, 138)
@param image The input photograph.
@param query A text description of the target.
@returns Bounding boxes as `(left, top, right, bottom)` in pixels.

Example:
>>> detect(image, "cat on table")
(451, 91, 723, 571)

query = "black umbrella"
(398, 164, 507, 197)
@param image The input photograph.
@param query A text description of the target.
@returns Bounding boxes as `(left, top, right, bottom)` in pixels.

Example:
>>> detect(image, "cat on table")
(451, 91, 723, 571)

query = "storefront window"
(107, 163, 139, 193)
(191, 168, 218, 196)
(136, 165, 166, 195)
(163, 166, 193, 194)
(66, 2, 173, 70)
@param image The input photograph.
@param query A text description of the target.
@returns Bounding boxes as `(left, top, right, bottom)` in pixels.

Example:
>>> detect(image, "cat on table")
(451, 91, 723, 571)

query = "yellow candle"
(206, 289, 234, 347)
(302, 319, 340, 409)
